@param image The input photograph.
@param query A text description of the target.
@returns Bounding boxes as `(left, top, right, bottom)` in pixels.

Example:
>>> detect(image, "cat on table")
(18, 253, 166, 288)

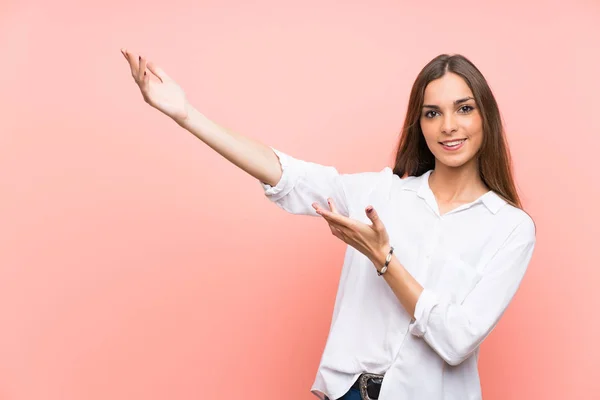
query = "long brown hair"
(393, 54, 522, 209)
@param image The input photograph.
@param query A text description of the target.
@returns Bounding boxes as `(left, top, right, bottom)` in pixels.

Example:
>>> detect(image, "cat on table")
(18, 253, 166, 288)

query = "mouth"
(439, 138, 467, 151)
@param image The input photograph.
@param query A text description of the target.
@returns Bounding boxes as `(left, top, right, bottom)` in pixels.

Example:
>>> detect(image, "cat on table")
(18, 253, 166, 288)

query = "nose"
(441, 114, 458, 135)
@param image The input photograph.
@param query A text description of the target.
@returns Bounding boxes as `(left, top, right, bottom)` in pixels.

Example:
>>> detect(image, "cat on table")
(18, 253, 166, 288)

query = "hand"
(121, 48, 191, 124)
(312, 198, 391, 268)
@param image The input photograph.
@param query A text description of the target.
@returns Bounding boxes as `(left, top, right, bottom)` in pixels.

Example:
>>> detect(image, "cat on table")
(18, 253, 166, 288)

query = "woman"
(121, 50, 536, 400)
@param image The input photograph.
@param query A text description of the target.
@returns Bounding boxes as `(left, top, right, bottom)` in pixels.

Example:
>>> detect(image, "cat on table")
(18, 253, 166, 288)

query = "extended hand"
(121, 48, 190, 124)
(312, 198, 390, 268)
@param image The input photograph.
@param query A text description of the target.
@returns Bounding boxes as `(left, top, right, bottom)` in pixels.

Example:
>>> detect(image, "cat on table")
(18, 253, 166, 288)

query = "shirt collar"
(478, 191, 507, 214)
(400, 170, 507, 214)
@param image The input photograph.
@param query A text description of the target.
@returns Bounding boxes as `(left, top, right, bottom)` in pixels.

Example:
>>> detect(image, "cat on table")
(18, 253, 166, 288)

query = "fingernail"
(367, 207, 373, 213)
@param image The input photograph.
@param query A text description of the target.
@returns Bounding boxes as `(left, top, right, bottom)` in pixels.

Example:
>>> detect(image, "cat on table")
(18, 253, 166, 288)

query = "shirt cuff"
(408, 288, 439, 337)
(260, 147, 298, 202)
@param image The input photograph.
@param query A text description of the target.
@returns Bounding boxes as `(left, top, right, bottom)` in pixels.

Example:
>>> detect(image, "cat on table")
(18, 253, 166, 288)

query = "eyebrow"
(422, 96, 475, 109)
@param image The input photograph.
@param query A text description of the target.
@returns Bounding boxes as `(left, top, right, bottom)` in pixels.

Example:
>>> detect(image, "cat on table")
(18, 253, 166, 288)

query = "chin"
(436, 155, 473, 169)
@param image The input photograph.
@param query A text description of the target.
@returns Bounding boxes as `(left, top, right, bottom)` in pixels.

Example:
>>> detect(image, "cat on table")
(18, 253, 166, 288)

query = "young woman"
(121, 49, 536, 400)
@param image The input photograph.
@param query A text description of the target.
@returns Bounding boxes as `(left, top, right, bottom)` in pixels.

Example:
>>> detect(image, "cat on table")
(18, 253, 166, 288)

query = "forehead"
(423, 72, 473, 104)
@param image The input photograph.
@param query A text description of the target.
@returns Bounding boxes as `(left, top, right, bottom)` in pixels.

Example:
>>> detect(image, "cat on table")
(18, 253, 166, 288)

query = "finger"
(121, 49, 138, 80)
(121, 48, 134, 74)
(365, 206, 385, 230)
(312, 202, 329, 215)
(142, 68, 150, 90)
(138, 55, 147, 82)
(313, 201, 355, 231)
(326, 219, 350, 241)
(327, 198, 339, 214)
(329, 224, 341, 238)
(324, 216, 346, 231)
(322, 216, 355, 239)
(318, 208, 353, 229)
(147, 61, 170, 83)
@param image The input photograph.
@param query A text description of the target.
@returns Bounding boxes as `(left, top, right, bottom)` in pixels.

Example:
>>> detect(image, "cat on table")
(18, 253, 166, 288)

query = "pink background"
(1, 0, 598, 399)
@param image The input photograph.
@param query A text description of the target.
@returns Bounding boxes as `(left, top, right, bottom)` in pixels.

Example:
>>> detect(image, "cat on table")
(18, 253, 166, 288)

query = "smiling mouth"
(439, 139, 467, 148)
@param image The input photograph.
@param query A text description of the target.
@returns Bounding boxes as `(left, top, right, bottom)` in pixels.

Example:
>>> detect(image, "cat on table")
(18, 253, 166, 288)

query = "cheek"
(462, 117, 483, 143)
(420, 119, 437, 144)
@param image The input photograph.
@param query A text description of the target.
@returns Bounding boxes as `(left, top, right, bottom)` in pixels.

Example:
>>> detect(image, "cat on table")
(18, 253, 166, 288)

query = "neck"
(428, 158, 488, 203)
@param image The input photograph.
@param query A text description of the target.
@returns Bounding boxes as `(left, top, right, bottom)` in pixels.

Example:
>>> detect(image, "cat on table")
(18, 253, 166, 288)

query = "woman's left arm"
(313, 200, 536, 367)
(376, 216, 536, 366)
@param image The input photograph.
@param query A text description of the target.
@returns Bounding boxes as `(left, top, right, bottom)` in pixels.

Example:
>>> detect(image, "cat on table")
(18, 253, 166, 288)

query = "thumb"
(147, 61, 170, 83)
(366, 206, 384, 230)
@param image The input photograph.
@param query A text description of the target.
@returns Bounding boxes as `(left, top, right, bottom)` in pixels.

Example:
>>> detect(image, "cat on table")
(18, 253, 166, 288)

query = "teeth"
(443, 139, 465, 147)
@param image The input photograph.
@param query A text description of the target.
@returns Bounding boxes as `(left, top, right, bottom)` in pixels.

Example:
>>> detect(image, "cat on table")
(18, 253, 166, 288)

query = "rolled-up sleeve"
(408, 216, 536, 366)
(260, 148, 299, 201)
(260, 147, 393, 217)
(408, 288, 439, 337)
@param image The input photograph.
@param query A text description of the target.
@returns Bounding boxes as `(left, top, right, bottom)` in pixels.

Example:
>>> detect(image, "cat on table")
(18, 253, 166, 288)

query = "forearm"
(372, 229, 534, 366)
(373, 250, 473, 365)
(176, 106, 283, 187)
(372, 249, 423, 320)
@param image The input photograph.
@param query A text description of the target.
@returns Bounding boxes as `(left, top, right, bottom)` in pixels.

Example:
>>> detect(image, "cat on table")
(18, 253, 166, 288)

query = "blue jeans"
(326, 387, 362, 400)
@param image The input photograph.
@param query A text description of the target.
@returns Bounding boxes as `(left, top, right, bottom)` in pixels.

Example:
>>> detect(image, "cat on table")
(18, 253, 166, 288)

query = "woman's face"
(420, 72, 483, 170)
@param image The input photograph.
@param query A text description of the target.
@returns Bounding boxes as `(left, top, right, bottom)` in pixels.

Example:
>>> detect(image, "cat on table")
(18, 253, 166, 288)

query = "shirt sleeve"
(260, 147, 393, 217)
(408, 215, 537, 366)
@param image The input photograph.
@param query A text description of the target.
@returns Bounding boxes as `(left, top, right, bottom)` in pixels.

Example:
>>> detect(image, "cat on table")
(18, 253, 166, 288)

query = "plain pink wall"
(1, 0, 599, 399)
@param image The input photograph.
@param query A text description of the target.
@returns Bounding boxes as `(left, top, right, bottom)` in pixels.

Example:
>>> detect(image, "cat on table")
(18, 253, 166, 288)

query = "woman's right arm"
(121, 49, 393, 217)
(176, 106, 282, 188)
(121, 48, 282, 187)
(178, 106, 362, 217)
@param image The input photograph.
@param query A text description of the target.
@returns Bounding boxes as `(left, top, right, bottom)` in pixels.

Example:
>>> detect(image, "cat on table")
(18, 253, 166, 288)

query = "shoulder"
(341, 167, 423, 194)
(340, 166, 395, 193)
(496, 202, 537, 243)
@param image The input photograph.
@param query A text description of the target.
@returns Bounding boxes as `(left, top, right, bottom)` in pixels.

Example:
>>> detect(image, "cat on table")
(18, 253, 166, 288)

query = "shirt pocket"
(434, 256, 483, 304)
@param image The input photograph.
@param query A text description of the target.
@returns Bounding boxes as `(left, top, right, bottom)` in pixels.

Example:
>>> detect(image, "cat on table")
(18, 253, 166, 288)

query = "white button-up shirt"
(260, 148, 536, 400)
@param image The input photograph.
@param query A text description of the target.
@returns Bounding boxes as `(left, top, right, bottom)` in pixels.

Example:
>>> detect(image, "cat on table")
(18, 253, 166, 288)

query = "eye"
(458, 105, 474, 113)
(424, 110, 439, 119)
